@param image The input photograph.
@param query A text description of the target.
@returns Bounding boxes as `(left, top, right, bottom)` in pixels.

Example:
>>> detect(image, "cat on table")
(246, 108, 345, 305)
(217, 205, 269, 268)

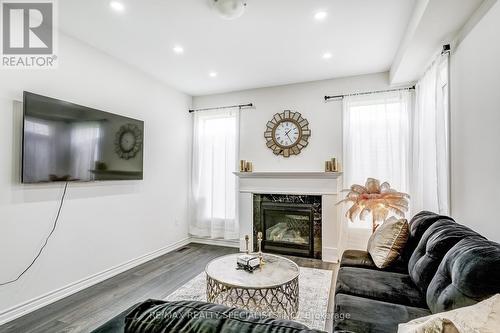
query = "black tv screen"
(22, 92, 144, 183)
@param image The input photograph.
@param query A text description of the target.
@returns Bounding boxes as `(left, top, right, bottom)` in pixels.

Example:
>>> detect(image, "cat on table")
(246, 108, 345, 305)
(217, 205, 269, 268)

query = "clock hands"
(284, 129, 296, 143)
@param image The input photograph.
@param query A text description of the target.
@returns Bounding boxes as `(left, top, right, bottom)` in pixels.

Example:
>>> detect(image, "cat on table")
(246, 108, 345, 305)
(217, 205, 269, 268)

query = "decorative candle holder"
(325, 160, 333, 172)
(240, 160, 253, 172)
(325, 158, 340, 172)
(257, 232, 264, 265)
(331, 158, 338, 172)
(244, 235, 250, 255)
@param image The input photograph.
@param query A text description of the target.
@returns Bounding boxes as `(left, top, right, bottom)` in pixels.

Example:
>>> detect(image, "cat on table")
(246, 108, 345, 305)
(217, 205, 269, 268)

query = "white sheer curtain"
(410, 53, 450, 215)
(343, 90, 412, 228)
(190, 108, 239, 240)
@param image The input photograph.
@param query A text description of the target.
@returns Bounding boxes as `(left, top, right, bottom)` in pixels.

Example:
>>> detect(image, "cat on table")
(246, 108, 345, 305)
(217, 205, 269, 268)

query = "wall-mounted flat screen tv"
(22, 92, 144, 183)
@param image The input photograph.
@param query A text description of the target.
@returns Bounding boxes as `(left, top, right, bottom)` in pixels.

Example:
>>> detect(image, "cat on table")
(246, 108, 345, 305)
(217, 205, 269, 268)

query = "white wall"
(194, 72, 393, 252)
(0, 34, 192, 320)
(193, 72, 392, 172)
(450, 1, 500, 242)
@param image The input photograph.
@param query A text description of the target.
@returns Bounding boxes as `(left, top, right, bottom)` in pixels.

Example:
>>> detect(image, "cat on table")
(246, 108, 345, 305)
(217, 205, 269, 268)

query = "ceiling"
(59, 0, 416, 96)
(390, 0, 486, 84)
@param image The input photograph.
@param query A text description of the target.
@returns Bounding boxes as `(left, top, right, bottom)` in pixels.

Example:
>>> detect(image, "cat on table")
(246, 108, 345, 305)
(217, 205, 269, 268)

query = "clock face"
(274, 121, 300, 148)
(120, 131, 136, 152)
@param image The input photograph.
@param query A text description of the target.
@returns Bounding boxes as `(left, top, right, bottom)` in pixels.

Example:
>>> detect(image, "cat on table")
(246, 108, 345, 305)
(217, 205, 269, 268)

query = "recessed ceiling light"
(110, 1, 125, 12)
(173, 45, 184, 54)
(209, 71, 218, 78)
(323, 52, 332, 59)
(314, 11, 328, 21)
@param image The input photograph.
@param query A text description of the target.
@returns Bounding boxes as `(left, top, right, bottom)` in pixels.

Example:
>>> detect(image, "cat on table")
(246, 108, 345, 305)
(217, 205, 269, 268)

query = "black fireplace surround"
(253, 194, 322, 259)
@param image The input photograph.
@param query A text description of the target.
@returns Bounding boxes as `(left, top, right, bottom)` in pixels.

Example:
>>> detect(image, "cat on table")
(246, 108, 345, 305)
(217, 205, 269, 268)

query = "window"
(343, 91, 412, 228)
(190, 109, 239, 240)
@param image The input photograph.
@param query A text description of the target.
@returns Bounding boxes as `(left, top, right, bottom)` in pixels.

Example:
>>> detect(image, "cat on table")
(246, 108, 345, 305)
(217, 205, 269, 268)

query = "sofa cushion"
(402, 211, 454, 263)
(333, 293, 431, 333)
(367, 218, 409, 268)
(335, 267, 426, 308)
(427, 238, 500, 313)
(124, 299, 325, 333)
(408, 219, 484, 293)
(340, 249, 407, 274)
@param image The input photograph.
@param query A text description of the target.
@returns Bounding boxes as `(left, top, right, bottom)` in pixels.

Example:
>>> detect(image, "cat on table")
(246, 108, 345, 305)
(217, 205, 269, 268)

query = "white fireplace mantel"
(234, 171, 345, 263)
(233, 171, 342, 179)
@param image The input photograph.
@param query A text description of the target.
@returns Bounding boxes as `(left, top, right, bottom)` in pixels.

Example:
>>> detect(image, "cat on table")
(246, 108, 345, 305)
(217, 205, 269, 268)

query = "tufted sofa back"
(402, 211, 454, 262)
(408, 219, 485, 293)
(426, 237, 500, 313)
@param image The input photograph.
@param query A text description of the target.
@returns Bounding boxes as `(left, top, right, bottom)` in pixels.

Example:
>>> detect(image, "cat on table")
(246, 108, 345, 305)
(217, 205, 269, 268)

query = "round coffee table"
(205, 253, 299, 319)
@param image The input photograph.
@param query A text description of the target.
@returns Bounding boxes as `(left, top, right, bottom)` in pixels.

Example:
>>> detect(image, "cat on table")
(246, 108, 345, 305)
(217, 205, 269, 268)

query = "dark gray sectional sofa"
(333, 211, 500, 332)
(92, 299, 324, 333)
(93, 211, 500, 333)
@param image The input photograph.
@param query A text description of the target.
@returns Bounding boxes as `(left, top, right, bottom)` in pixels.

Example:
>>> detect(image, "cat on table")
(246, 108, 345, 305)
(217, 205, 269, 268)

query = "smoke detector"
(210, 0, 247, 20)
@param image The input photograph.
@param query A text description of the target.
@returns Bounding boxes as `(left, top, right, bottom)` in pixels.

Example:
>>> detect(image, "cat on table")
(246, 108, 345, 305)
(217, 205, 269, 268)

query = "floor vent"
(176, 246, 190, 253)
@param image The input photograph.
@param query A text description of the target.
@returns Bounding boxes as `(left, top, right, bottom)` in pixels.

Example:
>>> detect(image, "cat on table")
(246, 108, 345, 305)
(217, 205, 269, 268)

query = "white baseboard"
(0, 237, 334, 326)
(189, 237, 240, 248)
(0, 237, 190, 326)
(322, 247, 339, 263)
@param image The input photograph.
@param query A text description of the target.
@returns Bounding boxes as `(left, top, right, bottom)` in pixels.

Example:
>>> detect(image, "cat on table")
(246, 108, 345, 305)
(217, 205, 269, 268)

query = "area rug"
(166, 267, 333, 331)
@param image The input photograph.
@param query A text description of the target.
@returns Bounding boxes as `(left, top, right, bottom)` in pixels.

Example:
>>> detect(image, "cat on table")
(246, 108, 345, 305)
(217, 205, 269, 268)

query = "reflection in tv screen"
(22, 92, 144, 183)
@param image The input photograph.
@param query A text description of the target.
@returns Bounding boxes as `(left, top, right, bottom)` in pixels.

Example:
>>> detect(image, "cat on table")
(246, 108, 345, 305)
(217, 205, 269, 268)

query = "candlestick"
(244, 235, 249, 254)
(257, 232, 264, 265)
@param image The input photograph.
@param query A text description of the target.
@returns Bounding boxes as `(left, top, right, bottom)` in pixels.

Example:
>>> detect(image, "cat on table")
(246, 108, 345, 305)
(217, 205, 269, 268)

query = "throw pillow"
(367, 217, 409, 268)
(398, 294, 500, 333)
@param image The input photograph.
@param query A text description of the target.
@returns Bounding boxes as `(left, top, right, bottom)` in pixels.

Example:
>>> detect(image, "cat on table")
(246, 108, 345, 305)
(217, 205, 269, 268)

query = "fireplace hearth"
(253, 194, 322, 259)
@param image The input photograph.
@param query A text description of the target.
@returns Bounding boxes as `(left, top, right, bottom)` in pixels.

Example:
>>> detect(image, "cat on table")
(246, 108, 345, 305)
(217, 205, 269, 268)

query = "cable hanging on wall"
(0, 182, 69, 286)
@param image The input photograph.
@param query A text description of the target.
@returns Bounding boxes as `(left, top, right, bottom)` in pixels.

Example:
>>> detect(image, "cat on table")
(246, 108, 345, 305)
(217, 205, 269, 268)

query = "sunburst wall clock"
(114, 124, 143, 160)
(264, 110, 311, 157)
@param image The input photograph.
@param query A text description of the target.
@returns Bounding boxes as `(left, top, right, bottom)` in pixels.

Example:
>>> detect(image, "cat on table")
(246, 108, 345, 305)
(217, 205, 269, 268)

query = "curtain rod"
(189, 103, 253, 113)
(324, 86, 415, 102)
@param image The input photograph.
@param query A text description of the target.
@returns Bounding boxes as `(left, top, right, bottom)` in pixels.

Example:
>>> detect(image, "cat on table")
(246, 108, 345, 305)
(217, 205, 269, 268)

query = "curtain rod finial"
(442, 44, 451, 54)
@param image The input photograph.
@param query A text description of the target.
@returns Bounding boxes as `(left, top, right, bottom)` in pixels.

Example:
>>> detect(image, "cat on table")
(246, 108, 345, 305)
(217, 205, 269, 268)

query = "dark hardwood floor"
(0, 243, 337, 333)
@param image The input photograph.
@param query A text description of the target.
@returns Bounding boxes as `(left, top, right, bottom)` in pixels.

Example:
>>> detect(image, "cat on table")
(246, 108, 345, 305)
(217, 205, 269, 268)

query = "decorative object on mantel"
(325, 157, 340, 172)
(264, 110, 311, 157)
(239, 160, 253, 172)
(337, 178, 410, 232)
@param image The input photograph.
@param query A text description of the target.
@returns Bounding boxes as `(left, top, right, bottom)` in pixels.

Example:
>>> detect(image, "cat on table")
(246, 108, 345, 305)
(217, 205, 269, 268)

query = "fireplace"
(253, 194, 322, 259)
